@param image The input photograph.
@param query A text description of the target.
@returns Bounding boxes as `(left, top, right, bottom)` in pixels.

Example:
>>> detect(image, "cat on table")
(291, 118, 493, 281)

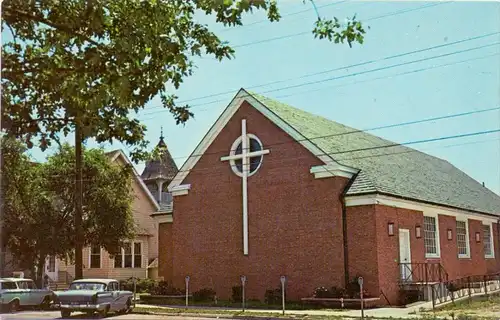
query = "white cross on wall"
(220, 119, 270, 255)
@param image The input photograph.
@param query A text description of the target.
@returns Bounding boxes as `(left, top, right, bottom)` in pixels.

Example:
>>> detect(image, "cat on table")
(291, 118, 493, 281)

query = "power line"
(273, 52, 500, 100)
(142, 126, 500, 177)
(336, 136, 500, 162)
(140, 1, 458, 115)
(231, 2, 453, 49)
(140, 52, 499, 122)
(143, 105, 500, 163)
(137, 135, 500, 179)
(217, 0, 350, 33)
(140, 40, 500, 118)
(146, 31, 498, 108)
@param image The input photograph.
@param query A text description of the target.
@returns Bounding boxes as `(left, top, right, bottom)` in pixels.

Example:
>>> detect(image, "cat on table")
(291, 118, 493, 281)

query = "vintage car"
(53, 278, 133, 318)
(0, 278, 53, 312)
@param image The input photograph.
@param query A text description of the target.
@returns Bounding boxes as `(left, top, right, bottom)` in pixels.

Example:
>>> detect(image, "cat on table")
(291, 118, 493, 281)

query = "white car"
(53, 278, 133, 318)
(0, 278, 53, 312)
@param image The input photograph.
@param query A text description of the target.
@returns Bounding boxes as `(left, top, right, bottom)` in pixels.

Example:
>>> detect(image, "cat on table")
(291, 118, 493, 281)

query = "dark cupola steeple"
(141, 128, 178, 209)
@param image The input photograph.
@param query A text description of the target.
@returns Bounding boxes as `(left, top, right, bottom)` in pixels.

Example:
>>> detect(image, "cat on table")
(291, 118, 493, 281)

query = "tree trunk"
(36, 255, 45, 289)
(74, 120, 84, 280)
(0, 137, 5, 278)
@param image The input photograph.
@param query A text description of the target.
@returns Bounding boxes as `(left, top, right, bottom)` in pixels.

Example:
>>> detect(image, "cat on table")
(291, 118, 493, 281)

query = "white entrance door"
(399, 229, 412, 282)
(45, 255, 58, 281)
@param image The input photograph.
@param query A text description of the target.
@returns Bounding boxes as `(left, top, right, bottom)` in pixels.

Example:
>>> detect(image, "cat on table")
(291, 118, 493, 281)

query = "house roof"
(106, 149, 160, 211)
(141, 134, 178, 183)
(250, 91, 500, 216)
(169, 89, 500, 216)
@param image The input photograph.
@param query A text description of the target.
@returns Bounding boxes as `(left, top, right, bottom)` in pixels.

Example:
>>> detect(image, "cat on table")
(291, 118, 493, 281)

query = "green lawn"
(132, 306, 328, 319)
(437, 294, 500, 312)
(419, 293, 500, 320)
(138, 296, 336, 311)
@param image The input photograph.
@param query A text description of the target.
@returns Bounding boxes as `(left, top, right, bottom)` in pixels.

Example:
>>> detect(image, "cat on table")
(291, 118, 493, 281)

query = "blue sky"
(24, 1, 500, 193)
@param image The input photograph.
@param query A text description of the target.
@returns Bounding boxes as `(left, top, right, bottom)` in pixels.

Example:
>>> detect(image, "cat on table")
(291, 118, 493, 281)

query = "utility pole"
(74, 117, 83, 280)
(0, 1, 5, 278)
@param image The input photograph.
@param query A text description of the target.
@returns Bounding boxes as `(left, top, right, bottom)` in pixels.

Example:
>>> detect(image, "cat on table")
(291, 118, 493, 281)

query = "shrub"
(149, 280, 184, 296)
(344, 276, 370, 299)
(265, 288, 282, 305)
(313, 277, 370, 299)
(119, 278, 156, 293)
(193, 288, 216, 302)
(313, 286, 345, 298)
(232, 285, 242, 302)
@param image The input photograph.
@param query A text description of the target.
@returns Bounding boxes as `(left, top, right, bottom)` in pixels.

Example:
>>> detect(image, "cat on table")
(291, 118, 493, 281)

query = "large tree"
(1, 137, 53, 282)
(1, 0, 366, 278)
(2, 140, 136, 283)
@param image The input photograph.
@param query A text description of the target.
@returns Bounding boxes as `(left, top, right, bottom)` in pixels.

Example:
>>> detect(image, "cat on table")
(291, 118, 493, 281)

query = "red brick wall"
(437, 216, 496, 279)
(345, 205, 380, 297)
(373, 205, 425, 305)
(365, 204, 500, 305)
(486, 223, 500, 274)
(167, 101, 350, 301)
(158, 223, 173, 282)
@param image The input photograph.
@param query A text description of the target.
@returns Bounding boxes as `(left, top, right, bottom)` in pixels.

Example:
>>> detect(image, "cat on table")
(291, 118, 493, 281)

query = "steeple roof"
(141, 130, 178, 182)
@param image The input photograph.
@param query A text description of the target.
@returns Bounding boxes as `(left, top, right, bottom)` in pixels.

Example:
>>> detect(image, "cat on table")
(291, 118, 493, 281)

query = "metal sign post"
(185, 276, 190, 308)
(240, 275, 246, 312)
(358, 277, 364, 320)
(280, 276, 286, 315)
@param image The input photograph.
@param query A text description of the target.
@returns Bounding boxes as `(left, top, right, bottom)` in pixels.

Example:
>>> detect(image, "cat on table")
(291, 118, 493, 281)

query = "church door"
(399, 229, 412, 282)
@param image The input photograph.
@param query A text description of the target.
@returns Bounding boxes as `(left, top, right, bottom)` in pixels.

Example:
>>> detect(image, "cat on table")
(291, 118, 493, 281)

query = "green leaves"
(2, 0, 366, 164)
(313, 15, 366, 47)
(2, 139, 136, 267)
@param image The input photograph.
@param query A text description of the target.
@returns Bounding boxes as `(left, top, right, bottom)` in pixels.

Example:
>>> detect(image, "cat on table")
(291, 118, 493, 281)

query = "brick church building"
(152, 89, 500, 305)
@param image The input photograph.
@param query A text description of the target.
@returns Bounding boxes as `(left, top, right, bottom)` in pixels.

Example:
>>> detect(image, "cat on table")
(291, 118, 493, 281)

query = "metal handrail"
(399, 262, 449, 284)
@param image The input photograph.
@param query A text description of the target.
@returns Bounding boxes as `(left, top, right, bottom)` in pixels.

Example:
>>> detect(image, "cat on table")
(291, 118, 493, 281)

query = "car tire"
(118, 298, 132, 314)
(39, 296, 51, 310)
(60, 309, 71, 318)
(97, 305, 109, 318)
(9, 299, 20, 312)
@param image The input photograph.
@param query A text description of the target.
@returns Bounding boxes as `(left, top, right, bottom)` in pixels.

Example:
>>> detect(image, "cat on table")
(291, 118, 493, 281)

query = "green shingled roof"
(249, 91, 500, 216)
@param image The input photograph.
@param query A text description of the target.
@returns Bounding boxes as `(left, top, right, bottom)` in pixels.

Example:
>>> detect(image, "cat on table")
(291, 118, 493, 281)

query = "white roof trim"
(150, 213, 173, 224)
(168, 89, 356, 190)
(109, 149, 160, 211)
(345, 193, 500, 223)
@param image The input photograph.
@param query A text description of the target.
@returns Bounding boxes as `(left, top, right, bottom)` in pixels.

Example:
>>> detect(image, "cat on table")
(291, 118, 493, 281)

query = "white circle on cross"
(228, 133, 265, 178)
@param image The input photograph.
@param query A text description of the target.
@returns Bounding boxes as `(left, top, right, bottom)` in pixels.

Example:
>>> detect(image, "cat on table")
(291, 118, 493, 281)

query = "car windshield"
(69, 282, 106, 291)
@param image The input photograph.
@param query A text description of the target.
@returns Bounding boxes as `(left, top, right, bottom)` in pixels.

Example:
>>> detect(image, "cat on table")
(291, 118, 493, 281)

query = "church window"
(423, 216, 439, 257)
(483, 224, 494, 258)
(456, 220, 470, 258)
(229, 134, 265, 177)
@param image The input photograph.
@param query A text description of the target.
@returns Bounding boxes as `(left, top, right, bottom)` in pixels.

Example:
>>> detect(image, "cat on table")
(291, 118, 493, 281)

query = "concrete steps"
(53, 282, 69, 291)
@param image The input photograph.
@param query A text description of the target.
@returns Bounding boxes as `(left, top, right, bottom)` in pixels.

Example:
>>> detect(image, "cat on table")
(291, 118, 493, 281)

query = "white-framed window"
(114, 241, 142, 268)
(483, 223, 495, 258)
(424, 215, 440, 258)
(456, 219, 470, 258)
(89, 245, 101, 269)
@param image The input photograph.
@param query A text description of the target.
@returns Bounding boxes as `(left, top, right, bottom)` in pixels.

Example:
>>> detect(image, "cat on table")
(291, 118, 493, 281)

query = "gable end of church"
(167, 88, 358, 196)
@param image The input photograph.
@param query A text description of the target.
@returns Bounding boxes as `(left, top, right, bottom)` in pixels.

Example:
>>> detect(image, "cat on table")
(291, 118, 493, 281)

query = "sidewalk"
(134, 302, 431, 319)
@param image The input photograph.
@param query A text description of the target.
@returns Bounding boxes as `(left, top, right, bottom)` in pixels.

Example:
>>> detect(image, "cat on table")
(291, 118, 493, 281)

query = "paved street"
(0, 311, 220, 320)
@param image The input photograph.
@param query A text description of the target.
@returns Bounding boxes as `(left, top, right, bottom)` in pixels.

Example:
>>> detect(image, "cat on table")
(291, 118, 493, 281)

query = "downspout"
(341, 171, 359, 286)
(497, 218, 500, 268)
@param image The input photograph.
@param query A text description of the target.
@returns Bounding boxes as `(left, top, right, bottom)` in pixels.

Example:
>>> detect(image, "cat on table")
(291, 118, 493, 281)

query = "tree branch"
(3, 7, 101, 47)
